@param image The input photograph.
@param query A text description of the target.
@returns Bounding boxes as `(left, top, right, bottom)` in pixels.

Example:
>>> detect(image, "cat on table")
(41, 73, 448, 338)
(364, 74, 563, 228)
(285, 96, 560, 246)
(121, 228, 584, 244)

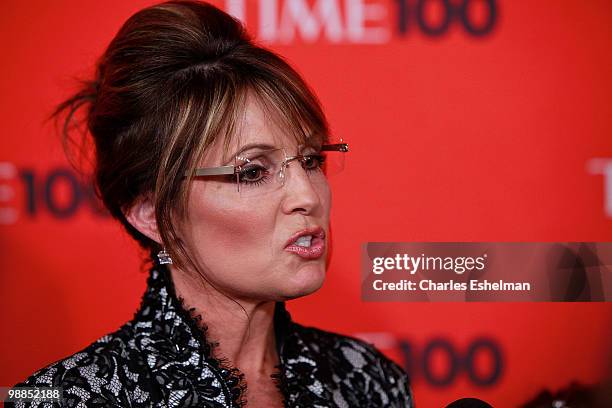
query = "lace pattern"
(9, 265, 413, 407)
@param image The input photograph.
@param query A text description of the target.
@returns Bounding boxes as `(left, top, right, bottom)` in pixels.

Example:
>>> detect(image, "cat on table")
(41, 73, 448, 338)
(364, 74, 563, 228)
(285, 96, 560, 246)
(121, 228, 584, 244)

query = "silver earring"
(157, 248, 173, 265)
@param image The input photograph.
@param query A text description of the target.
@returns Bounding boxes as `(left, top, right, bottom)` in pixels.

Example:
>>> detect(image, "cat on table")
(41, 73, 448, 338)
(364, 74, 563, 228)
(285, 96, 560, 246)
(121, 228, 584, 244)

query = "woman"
(12, 1, 413, 406)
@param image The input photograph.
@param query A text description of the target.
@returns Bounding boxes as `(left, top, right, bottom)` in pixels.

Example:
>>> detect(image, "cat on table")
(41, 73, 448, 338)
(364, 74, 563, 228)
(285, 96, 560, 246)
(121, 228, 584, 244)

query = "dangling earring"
(157, 248, 173, 265)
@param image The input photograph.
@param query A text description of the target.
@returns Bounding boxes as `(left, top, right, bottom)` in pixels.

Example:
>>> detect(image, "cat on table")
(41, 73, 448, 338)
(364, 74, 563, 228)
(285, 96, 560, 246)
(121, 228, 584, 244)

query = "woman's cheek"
(319, 183, 332, 217)
(194, 198, 274, 257)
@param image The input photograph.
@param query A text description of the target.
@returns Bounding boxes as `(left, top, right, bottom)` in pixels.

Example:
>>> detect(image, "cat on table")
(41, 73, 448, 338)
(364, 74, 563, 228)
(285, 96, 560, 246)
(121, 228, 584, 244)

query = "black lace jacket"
(11, 266, 413, 407)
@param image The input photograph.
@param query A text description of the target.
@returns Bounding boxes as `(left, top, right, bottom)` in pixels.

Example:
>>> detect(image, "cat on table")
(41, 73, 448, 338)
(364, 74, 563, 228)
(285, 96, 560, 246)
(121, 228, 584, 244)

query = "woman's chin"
(281, 263, 326, 299)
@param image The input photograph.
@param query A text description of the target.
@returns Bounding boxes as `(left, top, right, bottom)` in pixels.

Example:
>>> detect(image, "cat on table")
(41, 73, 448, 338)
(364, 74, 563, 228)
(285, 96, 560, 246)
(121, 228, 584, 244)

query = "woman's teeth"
(294, 235, 312, 247)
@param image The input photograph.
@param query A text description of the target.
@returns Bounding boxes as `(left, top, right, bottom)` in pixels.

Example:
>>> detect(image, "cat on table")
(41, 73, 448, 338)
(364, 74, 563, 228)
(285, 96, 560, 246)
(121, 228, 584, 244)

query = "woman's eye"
(239, 165, 268, 183)
(302, 154, 325, 171)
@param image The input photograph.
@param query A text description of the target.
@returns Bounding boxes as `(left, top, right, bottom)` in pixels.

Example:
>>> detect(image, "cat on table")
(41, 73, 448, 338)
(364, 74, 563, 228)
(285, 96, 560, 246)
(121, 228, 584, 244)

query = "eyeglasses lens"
(233, 147, 344, 197)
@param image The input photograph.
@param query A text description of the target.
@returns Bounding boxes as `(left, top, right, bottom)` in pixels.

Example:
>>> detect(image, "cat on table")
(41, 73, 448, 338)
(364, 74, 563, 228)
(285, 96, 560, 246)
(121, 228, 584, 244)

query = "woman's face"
(179, 97, 331, 302)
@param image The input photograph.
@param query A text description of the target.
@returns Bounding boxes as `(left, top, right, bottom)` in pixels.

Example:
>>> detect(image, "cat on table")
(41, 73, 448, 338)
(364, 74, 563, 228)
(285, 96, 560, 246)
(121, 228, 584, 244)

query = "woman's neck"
(169, 266, 280, 375)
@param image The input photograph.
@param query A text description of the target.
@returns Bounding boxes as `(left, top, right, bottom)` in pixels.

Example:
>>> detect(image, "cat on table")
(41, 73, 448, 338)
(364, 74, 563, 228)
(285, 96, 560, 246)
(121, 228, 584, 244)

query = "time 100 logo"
(358, 333, 504, 387)
(0, 163, 107, 223)
(226, 0, 497, 44)
(400, 336, 503, 387)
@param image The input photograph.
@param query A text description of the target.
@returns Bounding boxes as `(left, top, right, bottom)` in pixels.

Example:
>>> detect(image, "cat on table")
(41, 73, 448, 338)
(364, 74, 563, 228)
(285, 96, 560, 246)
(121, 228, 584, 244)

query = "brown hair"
(55, 0, 329, 277)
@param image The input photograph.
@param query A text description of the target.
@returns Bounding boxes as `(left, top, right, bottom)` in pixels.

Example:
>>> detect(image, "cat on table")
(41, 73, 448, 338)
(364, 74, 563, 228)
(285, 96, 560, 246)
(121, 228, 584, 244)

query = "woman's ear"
(124, 195, 162, 244)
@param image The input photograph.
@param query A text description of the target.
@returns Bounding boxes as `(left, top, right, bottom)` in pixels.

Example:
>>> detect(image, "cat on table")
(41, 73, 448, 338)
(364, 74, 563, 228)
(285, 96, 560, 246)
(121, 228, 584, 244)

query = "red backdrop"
(1, 1, 611, 406)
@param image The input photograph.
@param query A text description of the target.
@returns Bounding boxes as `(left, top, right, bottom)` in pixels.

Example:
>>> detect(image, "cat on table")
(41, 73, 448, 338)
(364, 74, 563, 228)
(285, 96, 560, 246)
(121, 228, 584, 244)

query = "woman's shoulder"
(288, 322, 414, 407)
(9, 323, 139, 407)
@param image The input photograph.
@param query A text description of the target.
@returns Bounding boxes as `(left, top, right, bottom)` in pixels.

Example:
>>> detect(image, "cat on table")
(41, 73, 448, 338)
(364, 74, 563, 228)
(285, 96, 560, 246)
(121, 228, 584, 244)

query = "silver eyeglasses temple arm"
(321, 143, 349, 153)
(185, 165, 236, 177)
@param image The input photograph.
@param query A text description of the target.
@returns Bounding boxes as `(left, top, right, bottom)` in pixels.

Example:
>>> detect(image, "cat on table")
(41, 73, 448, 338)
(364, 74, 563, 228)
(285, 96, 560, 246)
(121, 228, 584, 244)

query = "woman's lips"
(285, 235, 325, 259)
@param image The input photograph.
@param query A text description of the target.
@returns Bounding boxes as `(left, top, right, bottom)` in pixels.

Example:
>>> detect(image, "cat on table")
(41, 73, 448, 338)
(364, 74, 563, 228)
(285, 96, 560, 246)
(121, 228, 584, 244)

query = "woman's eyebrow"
(223, 143, 277, 163)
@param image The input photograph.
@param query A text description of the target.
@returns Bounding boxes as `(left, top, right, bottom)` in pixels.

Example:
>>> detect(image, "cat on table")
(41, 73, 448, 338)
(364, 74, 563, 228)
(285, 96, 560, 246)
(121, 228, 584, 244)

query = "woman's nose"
(280, 163, 326, 216)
